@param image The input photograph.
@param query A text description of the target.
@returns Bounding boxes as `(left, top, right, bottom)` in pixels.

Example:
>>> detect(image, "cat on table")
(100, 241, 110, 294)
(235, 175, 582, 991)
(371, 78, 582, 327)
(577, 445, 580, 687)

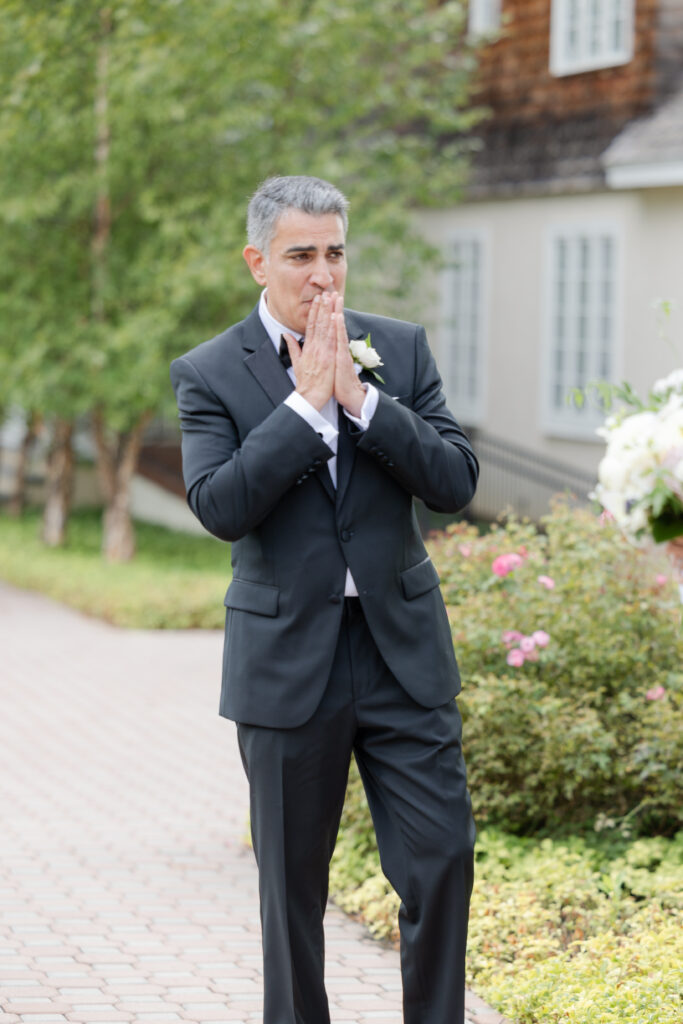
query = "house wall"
(419, 185, 683, 479)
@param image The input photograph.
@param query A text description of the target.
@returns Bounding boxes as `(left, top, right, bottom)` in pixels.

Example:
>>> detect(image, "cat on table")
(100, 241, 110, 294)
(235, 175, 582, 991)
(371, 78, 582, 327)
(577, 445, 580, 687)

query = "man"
(170, 175, 478, 1024)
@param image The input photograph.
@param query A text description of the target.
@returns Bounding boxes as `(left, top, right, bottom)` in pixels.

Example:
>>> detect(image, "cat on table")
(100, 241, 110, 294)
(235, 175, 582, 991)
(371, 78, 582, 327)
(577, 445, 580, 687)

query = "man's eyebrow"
(283, 243, 345, 254)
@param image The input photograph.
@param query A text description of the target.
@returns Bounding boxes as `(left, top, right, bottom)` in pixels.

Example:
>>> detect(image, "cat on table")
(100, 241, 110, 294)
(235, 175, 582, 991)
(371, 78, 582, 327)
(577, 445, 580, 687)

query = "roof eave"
(604, 160, 683, 189)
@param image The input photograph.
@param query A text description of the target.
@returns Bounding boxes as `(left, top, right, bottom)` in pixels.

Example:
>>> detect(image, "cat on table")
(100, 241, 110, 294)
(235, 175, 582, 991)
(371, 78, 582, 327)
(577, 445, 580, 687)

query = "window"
(468, 0, 502, 36)
(550, 0, 634, 76)
(440, 236, 487, 425)
(542, 227, 620, 436)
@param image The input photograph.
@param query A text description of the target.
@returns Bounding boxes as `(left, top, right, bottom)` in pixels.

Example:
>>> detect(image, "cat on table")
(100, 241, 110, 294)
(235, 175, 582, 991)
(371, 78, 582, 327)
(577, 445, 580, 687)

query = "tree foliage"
(0, 0, 481, 552)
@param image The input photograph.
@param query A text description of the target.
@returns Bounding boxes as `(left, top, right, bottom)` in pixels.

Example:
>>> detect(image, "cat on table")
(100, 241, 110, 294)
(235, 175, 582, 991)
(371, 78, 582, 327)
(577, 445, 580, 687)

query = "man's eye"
(329, 251, 344, 260)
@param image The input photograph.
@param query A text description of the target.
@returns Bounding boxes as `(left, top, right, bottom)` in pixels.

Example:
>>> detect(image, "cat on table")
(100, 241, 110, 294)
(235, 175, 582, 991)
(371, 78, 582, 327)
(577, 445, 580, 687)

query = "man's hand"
(332, 294, 366, 418)
(283, 293, 336, 411)
(283, 291, 364, 416)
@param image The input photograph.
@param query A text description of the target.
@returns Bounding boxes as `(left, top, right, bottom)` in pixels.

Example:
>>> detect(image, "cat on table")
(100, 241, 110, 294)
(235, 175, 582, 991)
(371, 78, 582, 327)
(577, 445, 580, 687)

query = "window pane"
(552, 0, 633, 74)
(443, 237, 483, 419)
(548, 230, 616, 426)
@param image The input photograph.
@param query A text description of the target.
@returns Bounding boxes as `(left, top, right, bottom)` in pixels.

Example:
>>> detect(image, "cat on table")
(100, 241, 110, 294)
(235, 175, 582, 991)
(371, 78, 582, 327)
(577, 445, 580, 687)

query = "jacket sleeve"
(356, 326, 478, 513)
(170, 355, 335, 542)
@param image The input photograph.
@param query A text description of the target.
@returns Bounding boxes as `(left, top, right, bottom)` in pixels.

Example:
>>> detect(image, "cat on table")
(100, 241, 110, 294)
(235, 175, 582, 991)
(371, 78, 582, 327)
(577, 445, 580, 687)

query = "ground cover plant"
(330, 782, 682, 1023)
(0, 508, 228, 628)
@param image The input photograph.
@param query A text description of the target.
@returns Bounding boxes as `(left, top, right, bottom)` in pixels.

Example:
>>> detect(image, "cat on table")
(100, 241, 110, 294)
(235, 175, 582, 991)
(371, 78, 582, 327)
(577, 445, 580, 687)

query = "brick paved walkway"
(0, 582, 504, 1024)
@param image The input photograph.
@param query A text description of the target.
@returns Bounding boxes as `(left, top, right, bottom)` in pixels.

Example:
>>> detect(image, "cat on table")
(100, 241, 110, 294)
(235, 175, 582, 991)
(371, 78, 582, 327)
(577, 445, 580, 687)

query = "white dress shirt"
(258, 290, 378, 596)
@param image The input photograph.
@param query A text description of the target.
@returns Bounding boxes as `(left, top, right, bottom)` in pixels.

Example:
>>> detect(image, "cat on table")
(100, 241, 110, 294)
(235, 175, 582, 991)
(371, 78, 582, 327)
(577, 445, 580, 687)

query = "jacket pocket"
(224, 578, 279, 617)
(400, 556, 441, 600)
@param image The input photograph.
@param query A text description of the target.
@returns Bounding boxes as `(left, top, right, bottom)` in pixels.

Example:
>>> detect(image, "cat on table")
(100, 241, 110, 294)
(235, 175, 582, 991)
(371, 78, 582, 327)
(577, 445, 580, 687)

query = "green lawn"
(0, 508, 229, 628)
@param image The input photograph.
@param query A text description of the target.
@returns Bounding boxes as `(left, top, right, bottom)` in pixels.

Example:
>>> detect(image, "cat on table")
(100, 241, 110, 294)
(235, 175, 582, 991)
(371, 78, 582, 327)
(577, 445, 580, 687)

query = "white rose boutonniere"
(348, 334, 384, 383)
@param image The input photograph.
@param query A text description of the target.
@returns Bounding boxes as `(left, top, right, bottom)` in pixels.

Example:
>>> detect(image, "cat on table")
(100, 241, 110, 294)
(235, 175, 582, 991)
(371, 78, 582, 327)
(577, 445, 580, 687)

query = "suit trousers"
(237, 597, 475, 1024)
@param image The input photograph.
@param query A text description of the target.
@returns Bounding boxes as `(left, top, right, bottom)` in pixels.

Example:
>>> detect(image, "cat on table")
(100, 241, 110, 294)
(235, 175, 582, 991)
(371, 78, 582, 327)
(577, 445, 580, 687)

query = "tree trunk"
(93, 409, 151, 562)
(7, 412, 41, 517)
(42, 418, 74, 547)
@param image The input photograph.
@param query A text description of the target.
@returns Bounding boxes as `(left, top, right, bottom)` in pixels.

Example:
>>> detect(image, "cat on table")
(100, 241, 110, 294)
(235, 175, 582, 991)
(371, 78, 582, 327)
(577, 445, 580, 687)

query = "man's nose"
(309, 259, 334, 289)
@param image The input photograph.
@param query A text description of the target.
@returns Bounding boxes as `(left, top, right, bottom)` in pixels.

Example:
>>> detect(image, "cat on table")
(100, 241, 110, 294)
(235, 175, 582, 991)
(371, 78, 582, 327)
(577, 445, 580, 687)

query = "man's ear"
(243, 244, 267, 286)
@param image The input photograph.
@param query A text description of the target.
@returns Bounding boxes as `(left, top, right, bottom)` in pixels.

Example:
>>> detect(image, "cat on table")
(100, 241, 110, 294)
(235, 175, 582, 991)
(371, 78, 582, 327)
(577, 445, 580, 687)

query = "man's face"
(243, 209, 347, 336)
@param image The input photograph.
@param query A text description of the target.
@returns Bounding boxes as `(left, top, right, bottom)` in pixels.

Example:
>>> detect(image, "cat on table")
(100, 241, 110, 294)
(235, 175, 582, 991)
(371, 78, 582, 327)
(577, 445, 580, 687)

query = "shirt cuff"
(344, 384, 378, 431)
(285, 391, 338, 454)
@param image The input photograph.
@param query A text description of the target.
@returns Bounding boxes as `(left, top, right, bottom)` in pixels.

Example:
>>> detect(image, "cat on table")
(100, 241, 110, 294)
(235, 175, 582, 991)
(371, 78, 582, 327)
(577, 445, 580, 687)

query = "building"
(420, 0, 683, 520)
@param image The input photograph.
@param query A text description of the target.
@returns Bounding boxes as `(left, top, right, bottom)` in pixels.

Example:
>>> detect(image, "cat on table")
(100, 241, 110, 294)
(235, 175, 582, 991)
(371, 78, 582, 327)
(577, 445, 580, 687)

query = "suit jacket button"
(328, 593, 342, 604)
(386, 459, 394, 467)
(340, 529, 353, 542)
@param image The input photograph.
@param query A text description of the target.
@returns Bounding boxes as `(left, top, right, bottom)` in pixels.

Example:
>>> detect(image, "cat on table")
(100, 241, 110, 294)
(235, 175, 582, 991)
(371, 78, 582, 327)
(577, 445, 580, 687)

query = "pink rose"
(506, 648, 525, 667)
(458, 544, 472, 558)
(646, 685, 666, 701)
(599, 509, 615, 525)
(492, 553, 523, 577)
(502, 630, 523, 647)
(520, 635, 536, 654)
(655, 574, 668, 587)
(532, 630, 550, 648)
(524, 649, 539, 662)
(538, 575, 555, 590)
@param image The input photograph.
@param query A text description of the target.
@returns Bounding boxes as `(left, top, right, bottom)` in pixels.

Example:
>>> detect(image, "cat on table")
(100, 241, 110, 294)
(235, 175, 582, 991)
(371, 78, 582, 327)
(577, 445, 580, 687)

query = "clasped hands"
(282, 292, 366, 419)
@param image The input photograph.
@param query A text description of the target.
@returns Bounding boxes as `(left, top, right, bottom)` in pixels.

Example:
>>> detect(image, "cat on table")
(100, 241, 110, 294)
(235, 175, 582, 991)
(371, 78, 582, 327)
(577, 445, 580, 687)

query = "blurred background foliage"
(0, 0, 481, 556)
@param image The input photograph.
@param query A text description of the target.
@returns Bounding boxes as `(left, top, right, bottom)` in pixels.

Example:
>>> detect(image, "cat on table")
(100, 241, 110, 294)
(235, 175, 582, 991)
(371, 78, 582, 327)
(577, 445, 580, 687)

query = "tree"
(0, 0, 483, 559)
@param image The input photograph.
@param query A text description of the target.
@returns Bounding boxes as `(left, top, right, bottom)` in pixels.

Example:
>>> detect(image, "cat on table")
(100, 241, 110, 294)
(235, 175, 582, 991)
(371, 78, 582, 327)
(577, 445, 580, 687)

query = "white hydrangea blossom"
(653, 368, 683, 397)
(594, 371, 683, 542)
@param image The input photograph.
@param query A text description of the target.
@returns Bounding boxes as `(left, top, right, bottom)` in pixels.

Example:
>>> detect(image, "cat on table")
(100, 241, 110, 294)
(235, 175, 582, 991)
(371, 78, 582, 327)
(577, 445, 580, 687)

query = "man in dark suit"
(170, 175, 478, 1024)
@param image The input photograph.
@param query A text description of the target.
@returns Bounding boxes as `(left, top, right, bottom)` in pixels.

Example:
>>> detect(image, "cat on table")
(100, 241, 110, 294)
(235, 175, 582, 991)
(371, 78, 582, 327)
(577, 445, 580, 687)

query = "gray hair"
(246, 175, 349, 254)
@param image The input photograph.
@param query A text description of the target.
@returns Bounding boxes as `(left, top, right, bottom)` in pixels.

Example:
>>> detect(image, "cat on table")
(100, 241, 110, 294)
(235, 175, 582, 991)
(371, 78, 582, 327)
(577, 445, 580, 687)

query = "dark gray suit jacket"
(170, 304, 478, 727)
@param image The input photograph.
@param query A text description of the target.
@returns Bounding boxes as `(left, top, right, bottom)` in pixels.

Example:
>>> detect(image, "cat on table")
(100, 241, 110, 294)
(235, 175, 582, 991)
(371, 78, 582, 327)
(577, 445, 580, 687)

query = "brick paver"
(0, 582, 505, 1024)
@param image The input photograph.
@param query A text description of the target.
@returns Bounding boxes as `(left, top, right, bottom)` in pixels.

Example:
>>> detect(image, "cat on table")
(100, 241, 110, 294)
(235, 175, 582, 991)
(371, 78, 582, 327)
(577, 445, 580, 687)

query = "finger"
(305, 293, 321, 339)
(315, 293, 334, 347)
(333, 295, 348, 345)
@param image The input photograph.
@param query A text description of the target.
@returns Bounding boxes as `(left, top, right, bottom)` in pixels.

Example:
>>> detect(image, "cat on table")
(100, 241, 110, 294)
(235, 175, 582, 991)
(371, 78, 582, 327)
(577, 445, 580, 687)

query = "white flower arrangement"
(592, 368, 683, 545)
(349, 335, 384, 383)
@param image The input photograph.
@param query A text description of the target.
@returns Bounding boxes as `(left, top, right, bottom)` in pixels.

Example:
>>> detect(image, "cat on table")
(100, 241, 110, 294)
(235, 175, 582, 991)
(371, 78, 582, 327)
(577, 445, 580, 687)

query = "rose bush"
(432, 498, 682, 835)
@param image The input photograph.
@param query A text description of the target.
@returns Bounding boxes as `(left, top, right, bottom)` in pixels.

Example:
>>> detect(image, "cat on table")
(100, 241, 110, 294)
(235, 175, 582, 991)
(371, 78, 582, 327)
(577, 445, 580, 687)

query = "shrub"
(330, 499, 683, 1019)
(431, 499, 683, 835)
(330, 788, 683, 1023)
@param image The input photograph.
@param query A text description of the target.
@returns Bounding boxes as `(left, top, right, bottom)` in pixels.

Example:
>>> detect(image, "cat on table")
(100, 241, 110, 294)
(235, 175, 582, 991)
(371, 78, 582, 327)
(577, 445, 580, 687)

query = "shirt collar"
(258, 290, 302, 354)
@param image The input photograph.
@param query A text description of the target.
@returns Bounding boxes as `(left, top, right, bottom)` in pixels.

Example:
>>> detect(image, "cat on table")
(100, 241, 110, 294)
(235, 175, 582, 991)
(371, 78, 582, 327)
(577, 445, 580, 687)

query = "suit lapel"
(244, 339, 294, 410)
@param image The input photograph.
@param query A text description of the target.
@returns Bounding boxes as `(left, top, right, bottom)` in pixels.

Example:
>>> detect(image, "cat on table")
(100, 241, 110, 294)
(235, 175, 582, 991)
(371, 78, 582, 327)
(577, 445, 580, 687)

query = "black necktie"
(278, 333, 303, 371)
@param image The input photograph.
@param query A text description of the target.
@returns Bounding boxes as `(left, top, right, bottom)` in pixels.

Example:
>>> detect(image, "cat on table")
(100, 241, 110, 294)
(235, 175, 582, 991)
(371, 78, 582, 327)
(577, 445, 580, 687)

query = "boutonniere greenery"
(349, 334, 384, 383)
